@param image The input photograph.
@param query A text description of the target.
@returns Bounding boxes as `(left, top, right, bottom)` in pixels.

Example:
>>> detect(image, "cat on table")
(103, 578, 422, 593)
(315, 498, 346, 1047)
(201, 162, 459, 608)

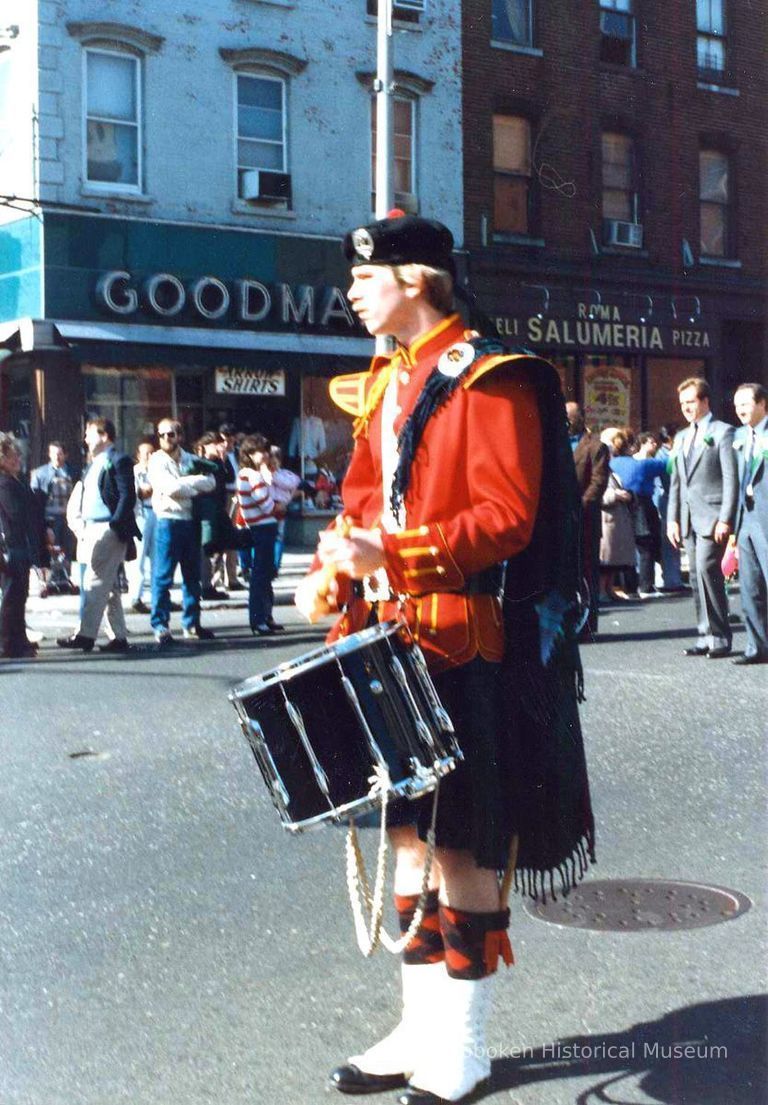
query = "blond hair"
(392, 263, 454, 314)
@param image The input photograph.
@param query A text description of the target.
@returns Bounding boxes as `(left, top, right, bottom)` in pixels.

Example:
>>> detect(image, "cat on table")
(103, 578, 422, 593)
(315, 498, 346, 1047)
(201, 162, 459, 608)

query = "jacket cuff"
(381, 523, 465, 596)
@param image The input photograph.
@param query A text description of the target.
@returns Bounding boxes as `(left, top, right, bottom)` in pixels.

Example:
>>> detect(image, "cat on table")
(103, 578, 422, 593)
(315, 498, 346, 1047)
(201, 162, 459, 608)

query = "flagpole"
(374, 0, 394, 353)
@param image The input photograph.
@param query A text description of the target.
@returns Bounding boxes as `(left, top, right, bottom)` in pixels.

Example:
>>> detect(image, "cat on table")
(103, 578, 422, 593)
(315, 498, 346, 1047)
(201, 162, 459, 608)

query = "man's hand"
(667, 521, 682, 550)
(294, 569, 339, 624)
(713, 521, 731, 545)
(319, 526, 385, 579)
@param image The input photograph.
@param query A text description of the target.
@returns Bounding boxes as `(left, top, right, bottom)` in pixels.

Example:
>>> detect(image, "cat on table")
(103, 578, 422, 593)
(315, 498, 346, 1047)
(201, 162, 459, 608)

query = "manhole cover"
(523, 879, 751, 932)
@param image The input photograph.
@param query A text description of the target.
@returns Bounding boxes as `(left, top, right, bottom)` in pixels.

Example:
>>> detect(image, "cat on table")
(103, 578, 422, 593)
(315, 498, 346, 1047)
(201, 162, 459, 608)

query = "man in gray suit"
(668, 377, 738, 658)
(732, 382, 768, 665)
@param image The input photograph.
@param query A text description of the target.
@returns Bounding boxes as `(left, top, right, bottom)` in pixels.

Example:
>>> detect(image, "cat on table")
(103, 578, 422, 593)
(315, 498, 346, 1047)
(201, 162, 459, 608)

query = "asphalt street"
(0, 581, 766, 1105)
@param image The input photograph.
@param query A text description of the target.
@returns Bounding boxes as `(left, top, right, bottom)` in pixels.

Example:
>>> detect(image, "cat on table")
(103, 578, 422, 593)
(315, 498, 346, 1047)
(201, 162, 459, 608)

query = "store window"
(287, 377, 354, 513)
(493, 114, 533, 236)
(82, 366, 173, 454)
(84, 48, 141, 190)
(492, 0, 534, 47)
(645, 358, 706, 434)
(697, 0, 726, 78)
(599, 0, 636, 67)
(371, 96, 417, 212)
(699, 148, 731, 258)
(582, 355, 641, 434)
(236, 73, 288, 202)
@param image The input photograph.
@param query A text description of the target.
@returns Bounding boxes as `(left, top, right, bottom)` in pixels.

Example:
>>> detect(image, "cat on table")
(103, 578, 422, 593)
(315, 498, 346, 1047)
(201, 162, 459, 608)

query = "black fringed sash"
(390, 337, 596, 901)
(390, 337, 508, 520)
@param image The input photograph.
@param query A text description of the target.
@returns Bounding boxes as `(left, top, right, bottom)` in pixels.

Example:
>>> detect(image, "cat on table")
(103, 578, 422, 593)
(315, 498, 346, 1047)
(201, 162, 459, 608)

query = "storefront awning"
(50, 319, 375, 358)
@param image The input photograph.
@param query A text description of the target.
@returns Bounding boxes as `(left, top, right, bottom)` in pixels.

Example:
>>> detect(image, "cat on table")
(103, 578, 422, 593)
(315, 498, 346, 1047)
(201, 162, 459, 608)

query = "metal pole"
(375, 0, 394, 354)
(374, 0, 394, 218)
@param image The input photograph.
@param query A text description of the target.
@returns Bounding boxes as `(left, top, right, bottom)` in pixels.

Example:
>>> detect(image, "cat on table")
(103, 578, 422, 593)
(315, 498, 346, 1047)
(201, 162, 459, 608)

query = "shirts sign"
(215, 367, 286, 396)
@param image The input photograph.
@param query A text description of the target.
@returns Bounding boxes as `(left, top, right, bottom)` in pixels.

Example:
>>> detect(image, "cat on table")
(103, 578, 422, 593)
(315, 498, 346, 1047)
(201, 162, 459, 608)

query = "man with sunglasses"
(148, 419, 216, 645)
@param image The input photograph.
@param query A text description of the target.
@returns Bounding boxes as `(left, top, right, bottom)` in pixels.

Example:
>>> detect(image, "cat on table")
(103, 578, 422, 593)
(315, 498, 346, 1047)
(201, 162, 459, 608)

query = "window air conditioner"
(396, 0, 426, 11)
(600, 10, 632, 39)
(605, 219, 643, 248)
(240, 169, 292, 203)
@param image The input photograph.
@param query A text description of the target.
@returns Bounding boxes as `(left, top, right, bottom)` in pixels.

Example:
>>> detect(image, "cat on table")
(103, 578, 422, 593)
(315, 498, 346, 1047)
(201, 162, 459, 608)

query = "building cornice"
(66, 21, 164, 53)
(219, 47, 307, 76)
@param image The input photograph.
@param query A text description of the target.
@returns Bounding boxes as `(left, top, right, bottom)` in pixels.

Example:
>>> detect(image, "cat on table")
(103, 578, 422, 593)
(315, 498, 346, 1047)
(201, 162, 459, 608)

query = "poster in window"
(584, 363, 632, 433)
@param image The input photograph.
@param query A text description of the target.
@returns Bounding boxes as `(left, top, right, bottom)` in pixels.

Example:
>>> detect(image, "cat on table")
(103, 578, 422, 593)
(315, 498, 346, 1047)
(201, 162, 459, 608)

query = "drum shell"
(230, 622, 459, 831)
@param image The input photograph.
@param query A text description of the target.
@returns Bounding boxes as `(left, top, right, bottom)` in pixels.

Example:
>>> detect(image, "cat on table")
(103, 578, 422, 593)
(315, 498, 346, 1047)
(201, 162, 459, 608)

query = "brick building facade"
(462, 0, 767, 432)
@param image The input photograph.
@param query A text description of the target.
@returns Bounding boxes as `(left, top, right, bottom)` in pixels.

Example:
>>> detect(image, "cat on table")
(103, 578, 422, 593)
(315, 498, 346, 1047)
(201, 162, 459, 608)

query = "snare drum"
(229, 621, 461, 832)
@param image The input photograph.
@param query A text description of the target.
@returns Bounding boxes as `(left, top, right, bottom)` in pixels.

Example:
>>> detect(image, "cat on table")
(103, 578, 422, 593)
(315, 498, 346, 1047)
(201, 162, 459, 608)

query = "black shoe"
(397, 1080, 491, 1105)
(683, 646, 709, 656)
(169, 601, 182, 613)
(1, 645, 38, 659)
(706, 647, 731, 659)
(131, 599, 149, 614)
(252, 624, 274, 636)
(267, 619, 285, 631)
(227, 581, 246, 592)
(328, 1064, 408, 1094)
(182, 625, 216, 640)
(732, 653, 768, 665)
(57, 633, 95, 652)
(99, 638, 130, 653)
(201, 588, 228, 600)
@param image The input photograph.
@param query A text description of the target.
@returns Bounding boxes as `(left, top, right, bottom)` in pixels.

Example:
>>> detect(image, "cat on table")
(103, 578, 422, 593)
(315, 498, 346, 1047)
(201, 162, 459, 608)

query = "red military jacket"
(327, 313, 542, 671)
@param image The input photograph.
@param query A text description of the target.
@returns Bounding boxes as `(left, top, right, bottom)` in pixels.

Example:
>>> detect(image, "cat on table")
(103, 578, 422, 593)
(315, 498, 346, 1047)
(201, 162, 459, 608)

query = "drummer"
(300, 210, 595, 1105)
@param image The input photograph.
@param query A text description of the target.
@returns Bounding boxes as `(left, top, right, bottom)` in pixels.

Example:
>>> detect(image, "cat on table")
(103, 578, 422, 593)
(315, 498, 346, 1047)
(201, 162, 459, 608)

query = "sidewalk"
(25, 548, 314, 636)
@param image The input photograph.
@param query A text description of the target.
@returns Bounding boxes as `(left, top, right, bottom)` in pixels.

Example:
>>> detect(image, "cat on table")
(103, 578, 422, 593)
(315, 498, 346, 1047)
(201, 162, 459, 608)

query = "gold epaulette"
(328, 372, 372, 418)
(352, 358, 399, 438)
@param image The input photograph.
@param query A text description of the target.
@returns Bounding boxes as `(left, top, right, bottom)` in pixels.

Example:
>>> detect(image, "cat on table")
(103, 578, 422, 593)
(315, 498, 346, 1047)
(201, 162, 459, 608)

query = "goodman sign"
(95, 271, 356, 329)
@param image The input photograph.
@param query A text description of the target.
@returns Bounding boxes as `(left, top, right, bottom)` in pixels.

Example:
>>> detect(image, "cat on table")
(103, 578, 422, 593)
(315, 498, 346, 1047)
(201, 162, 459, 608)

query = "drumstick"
(295, 515, 353, 623)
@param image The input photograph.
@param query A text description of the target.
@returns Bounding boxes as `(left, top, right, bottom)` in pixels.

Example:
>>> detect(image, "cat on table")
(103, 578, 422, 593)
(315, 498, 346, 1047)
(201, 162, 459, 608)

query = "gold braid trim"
(352, 358, 400, 439)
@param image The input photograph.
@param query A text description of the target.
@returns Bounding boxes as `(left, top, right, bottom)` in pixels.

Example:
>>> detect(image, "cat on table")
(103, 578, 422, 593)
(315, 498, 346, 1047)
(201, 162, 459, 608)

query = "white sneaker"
(154, 629, 175, 646)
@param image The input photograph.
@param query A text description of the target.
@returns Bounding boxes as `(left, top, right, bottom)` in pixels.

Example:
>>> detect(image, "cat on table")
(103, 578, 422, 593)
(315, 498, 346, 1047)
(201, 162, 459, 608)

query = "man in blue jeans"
(148, 419, 216, 645)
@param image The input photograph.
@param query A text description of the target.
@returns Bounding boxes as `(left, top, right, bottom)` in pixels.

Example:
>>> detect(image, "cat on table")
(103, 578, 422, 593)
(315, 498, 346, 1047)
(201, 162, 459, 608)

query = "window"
(602, 132, 637, 223)
(371, 96, 416, 211)
(366, 0, 423, 25)
(599, 0, 635, 66)
(492, 0, 533, 47)
(697, 0, 726, 77)
(236, 73, 286, 199)
(493, 114, 532, 235)
(699, 148, 730, 257)
(84, 49, 141, 189)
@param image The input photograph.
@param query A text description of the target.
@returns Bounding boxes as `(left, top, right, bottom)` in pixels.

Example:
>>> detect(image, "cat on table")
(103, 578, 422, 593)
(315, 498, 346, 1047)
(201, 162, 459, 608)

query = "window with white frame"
(697, 0, 726, 77)
(599, 0, 635, 66)
(371, 96, 416, 211)
(493, 114, 532, 235)
(85, 48, 141, 189)
(236, 73, 287, 199)
(699, 148, 731, 257)
(367, 0, 423, 26)
(602, 132, 637, 224)
(492, 0, 534, 47)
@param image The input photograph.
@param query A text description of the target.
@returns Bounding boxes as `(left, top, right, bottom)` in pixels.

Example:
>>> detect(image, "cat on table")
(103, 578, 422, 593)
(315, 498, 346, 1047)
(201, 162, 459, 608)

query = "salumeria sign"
(494, 302, 712, 352)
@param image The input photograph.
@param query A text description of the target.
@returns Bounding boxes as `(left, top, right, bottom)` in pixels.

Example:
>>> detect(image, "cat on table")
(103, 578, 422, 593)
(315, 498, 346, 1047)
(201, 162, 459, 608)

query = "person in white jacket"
(148, 419, 216, 645)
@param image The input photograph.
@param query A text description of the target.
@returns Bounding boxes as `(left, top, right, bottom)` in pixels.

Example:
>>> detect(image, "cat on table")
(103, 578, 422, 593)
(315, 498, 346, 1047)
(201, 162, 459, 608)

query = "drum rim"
(280, 753, 457, 833)
(229, 619, 404, 700)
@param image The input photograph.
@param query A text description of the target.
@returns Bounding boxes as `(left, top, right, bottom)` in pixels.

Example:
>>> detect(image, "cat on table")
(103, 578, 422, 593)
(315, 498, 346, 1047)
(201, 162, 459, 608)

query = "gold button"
(429, 546, 439, 556)
(399, 370, 410, 385)
(436, 566, 446, 575)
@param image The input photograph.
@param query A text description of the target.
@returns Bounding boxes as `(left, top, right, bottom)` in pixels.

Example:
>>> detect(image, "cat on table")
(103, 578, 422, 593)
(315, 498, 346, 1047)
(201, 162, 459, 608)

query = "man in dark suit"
(668, 377, 738, 658)
(57, 418, 140, 653)
(567, 402, 610, 637)
(732, 382, 768, 665)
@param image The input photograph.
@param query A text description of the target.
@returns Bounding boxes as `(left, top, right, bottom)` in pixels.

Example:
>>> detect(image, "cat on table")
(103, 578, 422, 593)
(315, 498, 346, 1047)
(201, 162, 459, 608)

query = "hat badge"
(351, 228, 375, 261)
(437, 342, 475, 378)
